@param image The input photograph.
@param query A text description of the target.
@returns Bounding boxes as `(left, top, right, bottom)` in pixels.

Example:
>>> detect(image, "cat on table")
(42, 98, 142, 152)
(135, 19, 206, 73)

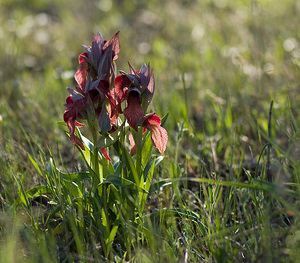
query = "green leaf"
(141, 133, 153, 169)
(98, 103, 112, 132)
(63, 128, 93, 169)
(170, 162, 181, 179)
(144, 158, 155, 193)
(26, 185, 49, 198)
(225, 103, 232, 128)
(99, 175, 147, 193)
(58, 171, 91, 182)
(150, 180, 172, 192)
(152, 177, 276, 192)
(48, 158, 91, 182)
(143, 156, 165, 179)
(47, 160, 84, 198)
(28, 153, 44, 178)
(57, 121, 67, 127)
(76, 127, 94, 151)
(113, 161, 122, 177)
(105, 215, 120, 256)
(176, 121, 185, 141)
(161, 113, 169, 127)
(75, 128, 97, 170)
(10, 165, 30, 207)
(120, 144, 140, 187)
(96, 123, 124, 149)
(140, 157, 156, 211)
(150, 208, 207, 236)
(63, 181, 83, 198)
(45, 204, 62, 226)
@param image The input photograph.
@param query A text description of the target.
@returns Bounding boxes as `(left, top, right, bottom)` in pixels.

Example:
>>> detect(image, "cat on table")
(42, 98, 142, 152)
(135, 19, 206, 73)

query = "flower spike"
(64, 31, 167, 159)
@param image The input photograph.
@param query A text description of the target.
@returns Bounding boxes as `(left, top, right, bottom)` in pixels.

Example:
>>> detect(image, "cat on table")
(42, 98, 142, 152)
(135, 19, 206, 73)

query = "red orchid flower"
(74, 32, 119, 94)
(142, 114, 168, 154)
(115, 63, 167, 154)
(129, 114, 168, 155)
(63, 91, 86, 150)
(82, 32, 120, 81)
(64, 32, 121, 161)
(74, 52, 88, 93)
(114, 63, 155, 130)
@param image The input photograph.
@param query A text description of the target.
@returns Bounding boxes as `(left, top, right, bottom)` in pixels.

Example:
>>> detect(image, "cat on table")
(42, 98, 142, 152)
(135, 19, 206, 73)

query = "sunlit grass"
(0, 0, 300, 262)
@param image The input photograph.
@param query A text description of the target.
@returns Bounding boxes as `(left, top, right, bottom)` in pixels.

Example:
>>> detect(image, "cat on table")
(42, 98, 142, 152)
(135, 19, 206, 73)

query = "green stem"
(92, 129, 100, 184)
(135, 127, 145, 212)
(136, 127, 143, 177)
(91, 128, 111, 255)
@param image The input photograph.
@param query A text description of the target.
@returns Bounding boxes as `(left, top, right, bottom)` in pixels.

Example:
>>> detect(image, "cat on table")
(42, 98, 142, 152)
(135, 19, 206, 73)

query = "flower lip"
(124, 89, 144, 130)
(127, 87, 141, 97)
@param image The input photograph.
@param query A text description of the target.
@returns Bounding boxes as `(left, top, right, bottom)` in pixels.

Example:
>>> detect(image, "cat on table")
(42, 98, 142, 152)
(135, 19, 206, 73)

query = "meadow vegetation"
(0, 0, 300, 262)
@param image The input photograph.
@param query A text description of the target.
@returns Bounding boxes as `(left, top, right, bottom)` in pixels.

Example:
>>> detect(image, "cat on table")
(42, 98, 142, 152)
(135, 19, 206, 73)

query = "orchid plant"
(63, 32, 167, 161)
(59, 31, 168, 257)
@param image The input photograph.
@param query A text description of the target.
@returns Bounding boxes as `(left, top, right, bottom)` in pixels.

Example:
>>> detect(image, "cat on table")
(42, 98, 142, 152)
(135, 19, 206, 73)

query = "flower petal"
(107, 91, 118, 125)
(75, 121, 85, 127)
(103, 31, 120, 61)
(128, 132, 136, 156)
(74, 53, 88, 92)
(124, 90, 144, 130)
(63, 97, 86, 122)
(99, 148, 112, 162)
(143, 115, 167, 154)
(150, 125, 168, 154)
(70, 133, 85, 150)
(90, 33, 104, 67)
(114, 74, 130, 101)
(144, 114, 161, 126)
(140, 63, 150, 91)
(98, 45, 113, 80)
(141, 69, 155, 110)
(66, 119, 85, 150)
(128, 62, 137, 75)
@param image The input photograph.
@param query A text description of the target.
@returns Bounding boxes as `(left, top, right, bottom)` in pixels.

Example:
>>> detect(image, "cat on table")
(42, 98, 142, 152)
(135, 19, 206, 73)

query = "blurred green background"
(1, 0, 300, 167)
(1, 0, 300, 192)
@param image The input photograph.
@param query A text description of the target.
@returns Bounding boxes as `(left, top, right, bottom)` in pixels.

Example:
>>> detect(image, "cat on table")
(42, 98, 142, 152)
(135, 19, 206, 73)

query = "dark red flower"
(74, 52, 88, 93)
(63, 91, 87, 150)
(114, 74, 130, 113)
(114, 63, 155, 130)
(123, 89, 144, 130)
(64, 32, 121, 159)
(82, 32, 120, 81)
(142, 114, 168, 154)
(128, 114, 168, 155)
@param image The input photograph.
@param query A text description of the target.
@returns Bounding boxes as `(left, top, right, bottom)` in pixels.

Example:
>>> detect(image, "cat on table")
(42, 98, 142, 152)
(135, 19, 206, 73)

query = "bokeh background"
(1, 0, 300, 181)
(1, 0, 300, 169)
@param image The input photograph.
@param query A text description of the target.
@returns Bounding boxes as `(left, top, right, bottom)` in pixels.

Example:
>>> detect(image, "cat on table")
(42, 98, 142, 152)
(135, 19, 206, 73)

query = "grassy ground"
(1, 0, 300, 262)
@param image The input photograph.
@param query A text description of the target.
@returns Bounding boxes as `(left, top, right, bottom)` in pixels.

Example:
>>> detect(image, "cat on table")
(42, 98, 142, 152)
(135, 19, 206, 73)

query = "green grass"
(1, 0, 300, 262)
